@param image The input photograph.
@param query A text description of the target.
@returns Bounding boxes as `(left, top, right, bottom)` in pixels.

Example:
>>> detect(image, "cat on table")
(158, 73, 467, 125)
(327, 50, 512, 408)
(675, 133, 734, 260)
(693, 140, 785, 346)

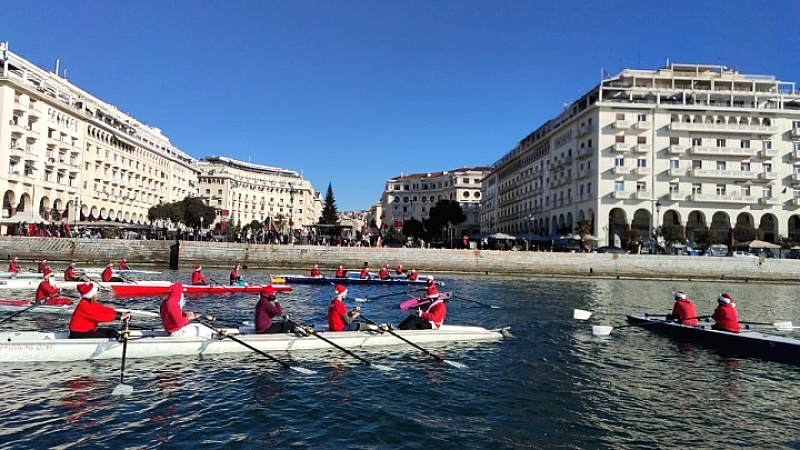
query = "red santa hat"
(77, 282, 98, 299)
(12, 256, 18, 261)
(674, 291, 687, 300)
(334, 284, 347, 297)
(262, 284, 276, 297)
(718, 293, 733, 304)
(194, 265, 202, 271)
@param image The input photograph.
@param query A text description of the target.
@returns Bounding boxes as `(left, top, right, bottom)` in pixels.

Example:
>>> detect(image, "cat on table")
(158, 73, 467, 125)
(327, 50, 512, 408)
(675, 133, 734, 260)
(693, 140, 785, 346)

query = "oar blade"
(371, 363, 395, 371)
(574, 309, 592, 320)
(354, 298, 369, 303)
(290, 366, 317, 375)
(111, 383, 133, 396)
(443, 359, 468, 369)
(489, 305, 501, 309)
(592, 325, 614, 336)
(773, 321, 794, 331)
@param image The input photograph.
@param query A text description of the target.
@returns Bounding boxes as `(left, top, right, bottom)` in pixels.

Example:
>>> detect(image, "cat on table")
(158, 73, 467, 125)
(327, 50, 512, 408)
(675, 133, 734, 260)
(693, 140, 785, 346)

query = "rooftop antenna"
(54, 58, 60, 76)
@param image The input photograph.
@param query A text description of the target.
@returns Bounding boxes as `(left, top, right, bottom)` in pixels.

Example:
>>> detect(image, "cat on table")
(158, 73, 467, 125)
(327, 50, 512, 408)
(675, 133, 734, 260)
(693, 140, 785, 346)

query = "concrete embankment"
(0, 236, 797, 283)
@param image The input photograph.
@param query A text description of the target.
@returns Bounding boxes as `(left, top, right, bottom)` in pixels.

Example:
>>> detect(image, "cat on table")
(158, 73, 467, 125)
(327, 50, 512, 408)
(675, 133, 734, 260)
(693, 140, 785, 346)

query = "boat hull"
(110, 283, 292, 297)
(0, 325, 506, 362)
(627, 315, 800, 365)
(0, 299, 159, 318)
(273, 274, 431, 286)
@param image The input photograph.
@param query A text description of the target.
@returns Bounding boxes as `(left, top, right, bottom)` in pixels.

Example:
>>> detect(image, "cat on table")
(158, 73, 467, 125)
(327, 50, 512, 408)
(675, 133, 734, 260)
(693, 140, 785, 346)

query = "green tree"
(694, 229, 718, 249)
(181, 196, 215, 229)
(402, 219, 427, 240)
(319, 183, 340, 225)
(778, 235, 795, 249)
(425, 200, 466, 238)
(661, 225, 686, 246)
(733, 224, 763, 243)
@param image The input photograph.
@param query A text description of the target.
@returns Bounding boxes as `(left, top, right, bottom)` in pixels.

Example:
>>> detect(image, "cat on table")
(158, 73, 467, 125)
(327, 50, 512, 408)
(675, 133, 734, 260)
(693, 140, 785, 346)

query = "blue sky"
(5, 1, 798, 210)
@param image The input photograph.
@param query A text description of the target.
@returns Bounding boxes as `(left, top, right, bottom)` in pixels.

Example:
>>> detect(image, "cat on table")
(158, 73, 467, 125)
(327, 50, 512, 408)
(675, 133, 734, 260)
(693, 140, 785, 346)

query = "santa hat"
(194, 265, 202, 271)
(262, 284, 276, 297)
(334, 284, 348, 297)
(43, 268, 53, 278)
(674, 291, 687, 300)
(77, 282, 98, 299)
(427, 275, 434, 282)
(12, 256, 18, 261)
(718, 293, 733, 304)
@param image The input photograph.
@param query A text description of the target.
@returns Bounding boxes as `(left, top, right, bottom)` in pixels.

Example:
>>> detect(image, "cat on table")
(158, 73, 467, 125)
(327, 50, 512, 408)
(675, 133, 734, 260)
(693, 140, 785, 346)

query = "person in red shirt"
(666, 290, 698, 326)
(327, 284, 367, 331)
(359, 262, 371, 280)
(254, 284, 299, 334)
(395, 265, 404, 275)
(406, 269, 419, 281)
(334, 265, 345, 278)
(712, 293, 740, 333)
(36, 271, 73, 305)
(38, 259, 48, 273)
(68, 282, 130, 338)
(64, 262, 83, 282)
(378, 265, 391, 280)
(160, 282, 215, 338)
(118, 259, 130, 271)
(191, 265, 208, 285)
(398, 286, 447, 330)
(8, 256, 20, 275)
(310, 264, 321, 278)
(101, 262, 123, 283)
(230, 264, 245, 285)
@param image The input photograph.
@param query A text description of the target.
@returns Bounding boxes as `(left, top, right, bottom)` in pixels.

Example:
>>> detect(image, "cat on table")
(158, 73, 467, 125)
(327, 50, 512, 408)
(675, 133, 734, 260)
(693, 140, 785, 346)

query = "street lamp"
(655, 200, 662, 254)
(200, 216, 204, 241)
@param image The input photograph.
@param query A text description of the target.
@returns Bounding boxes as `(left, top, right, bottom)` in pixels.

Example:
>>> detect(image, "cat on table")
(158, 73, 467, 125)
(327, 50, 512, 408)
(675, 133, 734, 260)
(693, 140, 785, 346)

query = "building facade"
(0, 42, 197, 232)
(195, 156, 320, 236)
(380, 167, 489, 238)
(484, 63, 800, 247)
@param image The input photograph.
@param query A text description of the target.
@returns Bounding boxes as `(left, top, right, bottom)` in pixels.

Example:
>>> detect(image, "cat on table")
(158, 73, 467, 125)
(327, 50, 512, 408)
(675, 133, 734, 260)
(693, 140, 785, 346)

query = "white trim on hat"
(718, 294, 732, 304)
(80, 283, 98, 299)
(674, 291, 686, 300)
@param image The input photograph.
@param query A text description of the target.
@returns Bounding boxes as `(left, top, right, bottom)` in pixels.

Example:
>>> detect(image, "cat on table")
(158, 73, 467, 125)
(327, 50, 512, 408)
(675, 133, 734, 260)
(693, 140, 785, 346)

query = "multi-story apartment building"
(0, 42, 197, 232)
(380, 167, 489, 237)
(195, 156, 320, 234)
(484, 63, 800, 247)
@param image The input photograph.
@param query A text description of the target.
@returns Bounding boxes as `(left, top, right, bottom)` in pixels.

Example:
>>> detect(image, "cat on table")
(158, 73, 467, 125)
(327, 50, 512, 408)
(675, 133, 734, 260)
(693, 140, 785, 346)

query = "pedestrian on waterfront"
(334, 265, 345, 278)
(359, 262, 371, 279)
(310, 264, 321, 278)
(397, 279, 447, 330)
(254, 284, 299, 334)
(36, 270, 72, 305)
(191, 265, 208, 285)
(711, 293, 740, 333)
(69, 282, 130, 339)
(666, 290, 698, 325)
(230, 264, 245, 285)
(327, 284, 368, 331)
(8, 256, 20, 276)
(160, 282, 215, 338)
(101, 262, 123, 283)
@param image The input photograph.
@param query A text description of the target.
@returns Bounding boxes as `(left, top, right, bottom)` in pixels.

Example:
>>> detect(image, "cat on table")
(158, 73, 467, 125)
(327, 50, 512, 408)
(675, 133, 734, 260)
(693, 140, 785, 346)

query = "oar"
(81, 274, 113, 292)
(359, 316, 468, 369)
(284, 318, 394, 371)
(208, 277, 236, 294)
(58, 294, 160, 318)
(194, 318, 315, 375)
(111, 318, 133, 396)
(451, 294, 500, 309)
(592, 315, 712, 336)
(0, 303, 40, 324)
(742, 321, 795, 331)
(354, 288, 424, 303)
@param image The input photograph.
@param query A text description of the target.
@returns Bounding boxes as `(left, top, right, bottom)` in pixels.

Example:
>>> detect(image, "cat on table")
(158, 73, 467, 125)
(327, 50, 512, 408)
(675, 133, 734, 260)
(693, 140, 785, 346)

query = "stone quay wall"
(0, 236, 797, 283)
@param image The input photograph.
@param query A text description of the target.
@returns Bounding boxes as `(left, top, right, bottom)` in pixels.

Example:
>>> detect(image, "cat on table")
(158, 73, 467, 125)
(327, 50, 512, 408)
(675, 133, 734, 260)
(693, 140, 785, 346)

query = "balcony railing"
(758, 171, 778, 180)
(632, 144, 652, 153)
(758, 149, 778, 158)
(634, 121, 652, 130)
(669, 122, 777, 134)
(613, 120, 633, 129)
(689, 193, 758, 203)
(632, 190, 652, 199)
(758, 197, 781, 205)
(668, 145, 687, 155)
(689, 146, 754, 157)
(690, 169, 757, 179)
(612, 166, 630, 175)
(669, 168, 688, 177)
(633, 167, 652, 176)
(669, 191, 688, 201)
(790, 128, 800, 139)
(612, 143, 632, 153)
(610, 190, 631, 199)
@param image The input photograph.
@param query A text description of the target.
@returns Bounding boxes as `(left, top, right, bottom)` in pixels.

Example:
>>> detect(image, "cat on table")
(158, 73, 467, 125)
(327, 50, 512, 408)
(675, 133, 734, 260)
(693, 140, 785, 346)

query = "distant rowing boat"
(111, 282, 292, 297)
(272, 272, 438, 286)
(0, 325, 508, 362)
(0, 299, 159, 318)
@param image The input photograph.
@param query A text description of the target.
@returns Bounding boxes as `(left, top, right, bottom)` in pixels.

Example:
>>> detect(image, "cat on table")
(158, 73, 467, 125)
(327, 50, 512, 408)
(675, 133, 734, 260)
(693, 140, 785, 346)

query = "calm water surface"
(2, 269, 800, 449)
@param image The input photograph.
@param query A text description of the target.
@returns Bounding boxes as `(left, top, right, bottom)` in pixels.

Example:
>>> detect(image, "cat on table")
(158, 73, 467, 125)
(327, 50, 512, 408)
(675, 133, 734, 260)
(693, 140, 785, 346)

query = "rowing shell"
(0, 299, 159, 318)
(77, 268, 163, 275)
(272, 274, 438, 286)
(110, 282, 292, 297)
(0, 324, 508, 363)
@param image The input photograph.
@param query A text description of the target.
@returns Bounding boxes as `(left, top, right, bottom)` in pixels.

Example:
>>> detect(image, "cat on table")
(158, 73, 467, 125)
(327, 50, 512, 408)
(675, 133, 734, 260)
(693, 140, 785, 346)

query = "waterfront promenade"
(0, 236, 797, 283)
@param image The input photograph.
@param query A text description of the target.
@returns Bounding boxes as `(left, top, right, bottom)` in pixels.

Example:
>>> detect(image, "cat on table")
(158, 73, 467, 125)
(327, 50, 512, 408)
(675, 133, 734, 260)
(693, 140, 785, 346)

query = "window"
(742, 186, 751, 196)
(587, 182, 591, 194)
(692, 183, 702, 194)
(637, 158, 647, 168)
(793, 120, 800, 129)
(670, 159, 680, 169)
(692, 137, 702, 146)
(669, 182, 679, 193)
(616, 113, 625, 120)
(636, 182, 646, 191)
(670, 137, 679, 145)
(716, 184, 726, 195)
(795, 143, 800, 151)
(716, 139, 726, 147)
(615, 157, 625, 167)
(741, 140, 750, 149)
(764, 163, 772, 173)
(763, 187, 772, 198)
(637, 114, 647, 122)
(637, 136, 647, 144)
(615, 135, 625, 143)
(741, 162, 750, 171)
(716, 161, 726, 170)
(614, 181, 624, 191)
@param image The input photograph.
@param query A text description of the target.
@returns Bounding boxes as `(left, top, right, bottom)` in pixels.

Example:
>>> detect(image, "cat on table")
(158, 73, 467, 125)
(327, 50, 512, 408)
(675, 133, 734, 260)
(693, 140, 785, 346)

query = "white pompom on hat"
(334, 284, 348, 296)
(194, 265, 202, 271)
(674, 291, 687, 300)
(718, 293, 733, 304)
(77, 282, 98, 299)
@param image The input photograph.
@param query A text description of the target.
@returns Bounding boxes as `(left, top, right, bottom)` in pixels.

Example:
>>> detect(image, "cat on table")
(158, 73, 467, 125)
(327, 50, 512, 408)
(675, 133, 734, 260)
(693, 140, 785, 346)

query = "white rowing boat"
(78, 268, 162, 275)
(0, 325, 509, 363)
(0, 279, 137, 291)
(0, 299, 159, 318)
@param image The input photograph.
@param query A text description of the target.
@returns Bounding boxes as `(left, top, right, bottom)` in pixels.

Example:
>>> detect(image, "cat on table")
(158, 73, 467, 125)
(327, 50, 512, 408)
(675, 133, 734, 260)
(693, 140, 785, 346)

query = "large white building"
(484, 63, 800, 247)
(380, 167, 489, 237)
(0, 42, 197, 232)
(195, 156, 320, 235)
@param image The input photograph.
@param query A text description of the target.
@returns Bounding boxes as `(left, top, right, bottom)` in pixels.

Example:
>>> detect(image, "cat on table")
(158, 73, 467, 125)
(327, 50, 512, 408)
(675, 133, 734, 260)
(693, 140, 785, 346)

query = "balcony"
(577, 146, 593, 158)
(790, 128, 800, 139)
(8, 122, 25, 135)
(669, 191, 688, 201)
(633, 167, 652, 176)
(758, 197, 781, 206)
(689, 193, 758, 203)
(668, 145, 687, 155)
(790, 198, 800, 207)
(610, 190, 631, 199)
(612, 166, 630, 175)
(632, 144, 652, 154)
(669, 168, 688, 177)
(576, 169, 592, 180)
(613, 120, 633, 129)
(7, 171, 21, 182)
(758, 171, 778, 180)
(688, 146, 754, 157)
(577, 124, 592, 137)
(690, 169, 757, 180)
(612, 143, 632, 153)
(633, 190, 652, 200)
(792, 150, 800, 161)
(792, 173, 800, 183)
(669, 122, 777, 135)
(634, 120, 652, 130)
(758, 149, 778, 158)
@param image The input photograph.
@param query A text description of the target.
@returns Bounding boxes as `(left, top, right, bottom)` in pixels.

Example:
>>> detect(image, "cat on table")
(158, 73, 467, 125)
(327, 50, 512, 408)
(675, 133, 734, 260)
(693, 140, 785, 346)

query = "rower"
(38, 259, 48, 273)
(406, 269, 419, 281)
(8, 256, 20, 277)
(378, 265, 391, 280)
(36, 270, 72, 305)
(397, 277, 447, 330)
(359, 262, 371, 280)
(101, 262, 124, 283)
(254, 284, 300, 334)
(310, 264, 321, 278)
(230, 264, 245, 286)
(191, 265, 208, 285)
(666, 290, 698, 326)
(118, 259, 131, 271)
(334, 265, 345, 278)
(64, 262, 83, 282)
(395, 264, 404, 275)
(711, 293, 740, 333)
(160, 282, 215, 338)
(327, 284, 369, 331)
(68, 282, 130, 339)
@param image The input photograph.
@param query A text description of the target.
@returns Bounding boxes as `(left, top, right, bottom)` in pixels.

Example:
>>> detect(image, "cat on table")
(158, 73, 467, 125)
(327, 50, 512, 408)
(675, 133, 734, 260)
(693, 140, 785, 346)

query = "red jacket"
(191, 271, 208, 285)
(119, 262, 130, 270)
(327, 299, 348, 332)
(310, 268, 320, 277)
(407, 272, 418, 281)
(254, 295, 282, 333)
(160, 284, 189, 333)
(230, 269, 240, 284)
(8, 261, 19, 273)
(378, 268, 390, 280)
(359, 268, 370, 279)
(671, 299, 698, 326)
(420, 299, 446, 329)
(712, 304, 740, 333)
(69, 299, 117, 333)
(65, 267, 80, 281)
(36, 279, 61, 303)
(101, 267, 114, 282)
(335, 268, 345, 278)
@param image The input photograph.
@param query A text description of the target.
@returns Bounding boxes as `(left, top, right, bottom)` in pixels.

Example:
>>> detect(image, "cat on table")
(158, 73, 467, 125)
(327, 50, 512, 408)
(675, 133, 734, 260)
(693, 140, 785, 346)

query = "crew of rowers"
(305, 263, 420, 281)
(667, 290, 740, 333)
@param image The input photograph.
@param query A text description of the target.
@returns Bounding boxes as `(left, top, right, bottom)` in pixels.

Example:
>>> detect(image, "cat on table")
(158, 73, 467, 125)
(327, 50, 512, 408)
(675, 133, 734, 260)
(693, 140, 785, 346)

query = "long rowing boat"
(272, 272, 438, 286)
(78, 268, 162, 275)
(0, 324, 508, 362)
(110, 282, 292, 297)
(627, 314, 800, 365)
(0, 299, 159, 318)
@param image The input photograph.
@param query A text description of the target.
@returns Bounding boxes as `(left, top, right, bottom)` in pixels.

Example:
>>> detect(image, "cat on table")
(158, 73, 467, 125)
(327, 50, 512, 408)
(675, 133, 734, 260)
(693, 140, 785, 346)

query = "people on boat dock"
(711, 293, 740, 333)
(160, 282, 215, 338)
(118, 259, 131, 271)
(191, 265, 208, 285)
(310, 264, 321, 278)
(406, 269, 419, 281)
(64, 262, 83, 282)
(359, 262, 371, 279)
(666, 290, 698, 326)
(378, 265, 391, 280)
(8, 256, 20, 275)
(398, 280, 447, 330)
(334, 265, 345, 278)
(328, 284, 368, 331)
(101, 262, 124, 283)
(230, 264, 245, 285)
(254, 284, 299, 334)
(36, 271, 72, 305)
(68, 282, 130, 339)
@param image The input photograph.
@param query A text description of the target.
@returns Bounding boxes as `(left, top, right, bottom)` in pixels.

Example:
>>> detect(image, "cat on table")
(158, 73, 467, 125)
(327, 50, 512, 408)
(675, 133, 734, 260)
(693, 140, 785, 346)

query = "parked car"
(731, 251, 759, 259)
